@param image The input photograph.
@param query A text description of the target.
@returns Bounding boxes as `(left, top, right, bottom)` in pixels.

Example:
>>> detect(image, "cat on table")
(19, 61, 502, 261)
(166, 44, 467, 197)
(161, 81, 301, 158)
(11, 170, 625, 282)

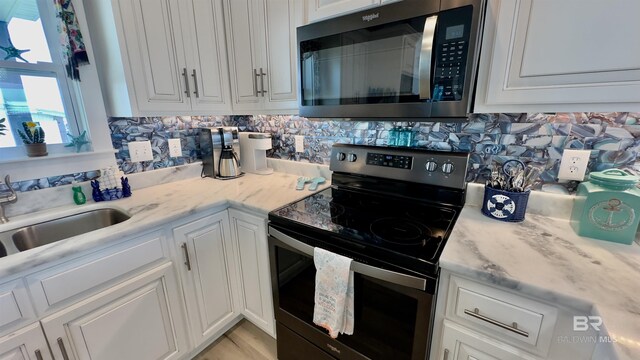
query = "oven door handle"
(269, 228, 427, 291)
(418, 15, 438, 100)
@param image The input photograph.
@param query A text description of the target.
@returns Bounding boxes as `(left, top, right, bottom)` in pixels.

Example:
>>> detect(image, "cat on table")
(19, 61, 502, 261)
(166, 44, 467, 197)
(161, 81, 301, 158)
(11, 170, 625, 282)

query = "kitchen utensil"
(296, 177, 311, 190)
(523, 165, 543, 191)
(307, 177, 326, 191)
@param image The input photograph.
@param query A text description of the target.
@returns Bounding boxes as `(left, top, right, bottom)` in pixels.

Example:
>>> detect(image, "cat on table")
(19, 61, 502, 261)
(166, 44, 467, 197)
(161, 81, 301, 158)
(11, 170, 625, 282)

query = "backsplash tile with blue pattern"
(107, 112, 638, 194)
(5, 112, 638, 194)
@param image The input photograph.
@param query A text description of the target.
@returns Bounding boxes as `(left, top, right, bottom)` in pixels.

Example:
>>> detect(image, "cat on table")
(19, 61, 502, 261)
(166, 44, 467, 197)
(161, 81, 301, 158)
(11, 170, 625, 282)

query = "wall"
(4, 112, 639, 195)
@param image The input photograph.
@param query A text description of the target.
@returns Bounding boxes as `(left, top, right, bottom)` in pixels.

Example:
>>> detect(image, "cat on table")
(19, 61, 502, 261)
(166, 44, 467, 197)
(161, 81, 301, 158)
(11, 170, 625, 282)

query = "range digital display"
(366, 153, 412, 169)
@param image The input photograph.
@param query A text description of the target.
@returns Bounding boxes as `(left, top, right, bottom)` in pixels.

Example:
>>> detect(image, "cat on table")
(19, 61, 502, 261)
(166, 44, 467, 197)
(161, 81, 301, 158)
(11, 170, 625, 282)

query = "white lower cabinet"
(228, 209, 275, 337)
(172, 211, 239, 348)
(40, 262, 188, 360)
(440, 320, 539, 360)
(0, 207, 277, 360)
(0, 323, 52, 360)
(433, 272, 597, 360)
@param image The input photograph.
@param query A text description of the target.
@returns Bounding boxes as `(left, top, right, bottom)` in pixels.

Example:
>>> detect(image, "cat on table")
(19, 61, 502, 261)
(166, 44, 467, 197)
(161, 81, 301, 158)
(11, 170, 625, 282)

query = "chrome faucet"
(0, 175, 17, 224)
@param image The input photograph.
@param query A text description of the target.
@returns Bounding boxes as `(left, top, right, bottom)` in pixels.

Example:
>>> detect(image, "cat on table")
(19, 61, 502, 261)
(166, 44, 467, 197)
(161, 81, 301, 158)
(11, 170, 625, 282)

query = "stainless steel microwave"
(297, 0, 486, 120)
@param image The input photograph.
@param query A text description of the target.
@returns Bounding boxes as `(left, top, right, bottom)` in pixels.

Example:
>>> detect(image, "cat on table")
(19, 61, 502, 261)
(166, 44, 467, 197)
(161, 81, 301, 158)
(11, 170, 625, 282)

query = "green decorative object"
(17, 122, 45, 144)
(571, 169, 640, 245)
(65, 130, 90, 152)
(0, 117, 6, 136)
(72, 185, 86, 205)
(0, 38, 30, 63)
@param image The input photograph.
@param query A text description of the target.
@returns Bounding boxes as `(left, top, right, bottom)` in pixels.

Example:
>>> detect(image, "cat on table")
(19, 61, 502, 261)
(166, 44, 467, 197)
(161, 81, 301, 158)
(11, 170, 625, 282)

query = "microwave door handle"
(269, 228, 427, 291)
(418, 15, 438, 100)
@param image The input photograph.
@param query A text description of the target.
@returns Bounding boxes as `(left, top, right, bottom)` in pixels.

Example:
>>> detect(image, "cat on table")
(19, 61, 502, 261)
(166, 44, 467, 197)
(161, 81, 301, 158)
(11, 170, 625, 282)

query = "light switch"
(168, 138, 182, 157)
(129, 141, 153, 162)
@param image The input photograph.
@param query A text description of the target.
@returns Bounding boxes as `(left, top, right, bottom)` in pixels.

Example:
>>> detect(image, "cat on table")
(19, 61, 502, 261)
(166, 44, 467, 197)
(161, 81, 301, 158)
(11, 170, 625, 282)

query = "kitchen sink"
(10, 208, 131, 252)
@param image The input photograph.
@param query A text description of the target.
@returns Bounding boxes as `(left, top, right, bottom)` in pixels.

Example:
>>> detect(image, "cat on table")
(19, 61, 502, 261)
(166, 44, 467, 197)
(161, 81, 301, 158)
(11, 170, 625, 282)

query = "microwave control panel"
(432, 6, 473, 102)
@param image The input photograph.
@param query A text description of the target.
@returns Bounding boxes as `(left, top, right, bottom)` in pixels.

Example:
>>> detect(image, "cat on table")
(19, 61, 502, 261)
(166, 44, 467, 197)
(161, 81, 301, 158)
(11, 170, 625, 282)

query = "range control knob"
(441, 162, 455, 174)
(425, 161, 438, 172)
(336, 152, 346, 161)
(347, 153, 357, 162)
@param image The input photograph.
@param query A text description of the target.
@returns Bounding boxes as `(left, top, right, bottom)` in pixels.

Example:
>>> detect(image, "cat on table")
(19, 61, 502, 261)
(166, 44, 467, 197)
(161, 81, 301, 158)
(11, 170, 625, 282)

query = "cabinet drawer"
(448, 276, 558, 356)
(0, 280, 34, 334)
(27, 232, 166, 314)
(456, 287, 543, 346)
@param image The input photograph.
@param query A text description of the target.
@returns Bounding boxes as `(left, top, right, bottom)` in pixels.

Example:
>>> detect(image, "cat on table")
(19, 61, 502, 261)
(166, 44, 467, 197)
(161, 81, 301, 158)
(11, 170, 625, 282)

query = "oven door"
(269, 227, 435, 360)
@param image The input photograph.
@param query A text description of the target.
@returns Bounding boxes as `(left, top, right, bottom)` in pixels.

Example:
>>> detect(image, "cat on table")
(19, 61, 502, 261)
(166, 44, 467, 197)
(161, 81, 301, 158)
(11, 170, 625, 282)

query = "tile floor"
(193, 320, 277, 360)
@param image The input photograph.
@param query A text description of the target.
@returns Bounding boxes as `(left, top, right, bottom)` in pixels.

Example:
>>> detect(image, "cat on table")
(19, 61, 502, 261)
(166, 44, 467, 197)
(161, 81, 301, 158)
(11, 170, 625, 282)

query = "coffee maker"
(239, 132, 273, 175)
(200, 127, 243, 179)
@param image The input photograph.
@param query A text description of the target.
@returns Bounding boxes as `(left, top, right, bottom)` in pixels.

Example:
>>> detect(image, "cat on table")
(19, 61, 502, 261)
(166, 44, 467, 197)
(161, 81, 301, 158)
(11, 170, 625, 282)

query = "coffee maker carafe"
(199, 127, 243, 179)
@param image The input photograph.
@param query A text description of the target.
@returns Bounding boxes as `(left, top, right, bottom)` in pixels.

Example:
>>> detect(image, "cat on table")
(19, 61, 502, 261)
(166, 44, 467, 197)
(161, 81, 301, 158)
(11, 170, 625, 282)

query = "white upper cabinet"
(224, 0, 301, 113)
(85, 0, 232, 116)
(305, 0, 379, 23)
(179, 0, 233, 113)
(474, 0, 640, 113)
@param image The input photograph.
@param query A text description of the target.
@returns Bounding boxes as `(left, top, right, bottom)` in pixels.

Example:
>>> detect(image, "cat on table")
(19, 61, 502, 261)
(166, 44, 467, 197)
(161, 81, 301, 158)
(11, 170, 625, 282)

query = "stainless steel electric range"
(268, 144, 469, 360)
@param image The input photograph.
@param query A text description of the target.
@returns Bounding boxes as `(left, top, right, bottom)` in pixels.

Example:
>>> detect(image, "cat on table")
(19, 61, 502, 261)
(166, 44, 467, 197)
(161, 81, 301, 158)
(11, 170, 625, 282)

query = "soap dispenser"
(72, 183, 86, 205)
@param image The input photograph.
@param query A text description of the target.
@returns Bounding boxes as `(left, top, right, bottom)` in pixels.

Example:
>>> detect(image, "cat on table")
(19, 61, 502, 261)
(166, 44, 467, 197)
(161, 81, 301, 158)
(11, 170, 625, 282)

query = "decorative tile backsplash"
(6, 112, 639, 195)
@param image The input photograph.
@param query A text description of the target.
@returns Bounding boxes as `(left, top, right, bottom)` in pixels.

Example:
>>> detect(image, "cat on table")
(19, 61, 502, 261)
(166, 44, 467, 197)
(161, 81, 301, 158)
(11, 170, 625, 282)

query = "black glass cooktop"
(269, 187, 460, 276)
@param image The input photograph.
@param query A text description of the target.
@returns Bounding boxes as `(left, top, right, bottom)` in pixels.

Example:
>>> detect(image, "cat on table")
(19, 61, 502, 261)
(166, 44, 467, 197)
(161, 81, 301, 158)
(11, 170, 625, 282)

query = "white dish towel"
(313, 247, 354, 338)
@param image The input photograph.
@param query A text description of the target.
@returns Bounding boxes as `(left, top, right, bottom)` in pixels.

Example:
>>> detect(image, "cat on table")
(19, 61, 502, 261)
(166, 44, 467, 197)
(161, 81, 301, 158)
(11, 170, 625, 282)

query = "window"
(0, 0, 80, 152)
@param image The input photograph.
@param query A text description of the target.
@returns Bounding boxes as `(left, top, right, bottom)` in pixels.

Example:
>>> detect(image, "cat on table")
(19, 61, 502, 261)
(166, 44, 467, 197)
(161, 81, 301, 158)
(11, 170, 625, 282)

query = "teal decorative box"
(571, 170, 640, 245)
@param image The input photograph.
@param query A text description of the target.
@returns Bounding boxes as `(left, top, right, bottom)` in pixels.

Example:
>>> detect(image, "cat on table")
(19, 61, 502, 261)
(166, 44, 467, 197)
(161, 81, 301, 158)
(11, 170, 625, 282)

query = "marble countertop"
(0, 172, 329, 278)
(442, 206, 640, 360)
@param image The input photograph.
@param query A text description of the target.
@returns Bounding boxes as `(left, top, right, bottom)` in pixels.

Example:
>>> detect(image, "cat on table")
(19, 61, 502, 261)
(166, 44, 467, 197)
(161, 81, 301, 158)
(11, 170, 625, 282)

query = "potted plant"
(17, 121, 47, 157)
(0, 118, 6, 136)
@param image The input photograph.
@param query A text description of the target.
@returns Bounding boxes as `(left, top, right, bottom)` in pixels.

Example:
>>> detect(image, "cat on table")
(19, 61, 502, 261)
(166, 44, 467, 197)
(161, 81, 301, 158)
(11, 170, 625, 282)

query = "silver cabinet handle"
(57, 338, 70, 360)
(269, 227, 426, 291)
(259, 68, 267, 96)
(191, 69, 199, 98)
(463, 308, 529, 337)
(253, 68, 260, 97)
(418, 15, 438, 100)
(443, 349, 449, 360)
(181, 243, 192, 271)
(182, 68, 191, 98)
(35, 349, 43, 360)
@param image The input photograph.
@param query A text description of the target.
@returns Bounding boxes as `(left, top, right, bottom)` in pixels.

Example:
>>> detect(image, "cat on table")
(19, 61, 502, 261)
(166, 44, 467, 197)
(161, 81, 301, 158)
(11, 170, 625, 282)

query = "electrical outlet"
(168, 138, 182, 157)
(129, 140, 153, 162)
(558, 149, 590, 180)
(295, 135, 304, 153)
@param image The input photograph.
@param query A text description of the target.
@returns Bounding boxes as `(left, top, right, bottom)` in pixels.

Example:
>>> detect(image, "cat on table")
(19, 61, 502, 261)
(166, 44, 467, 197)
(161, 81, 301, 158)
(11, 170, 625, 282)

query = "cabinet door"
(438, 321, 539, 360)
(179, 0, 232, 113)
(224, 0, 264, 111)
(118, 0, 191, 113)
(173, 211, 237, 346)
(228, 209, 275, 337)
(260, 0, 300, 110)
(41, 262, 188, 360)
(306, 0, 379, 23)
(475, 0, 640, 113)
(0, 323, 52, 360)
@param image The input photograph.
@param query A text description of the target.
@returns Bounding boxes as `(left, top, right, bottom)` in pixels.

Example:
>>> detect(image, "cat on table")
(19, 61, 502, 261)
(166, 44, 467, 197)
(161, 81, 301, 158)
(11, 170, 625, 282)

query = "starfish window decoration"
(65, 130, 90, 152)
(0, 38, 29, 63)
